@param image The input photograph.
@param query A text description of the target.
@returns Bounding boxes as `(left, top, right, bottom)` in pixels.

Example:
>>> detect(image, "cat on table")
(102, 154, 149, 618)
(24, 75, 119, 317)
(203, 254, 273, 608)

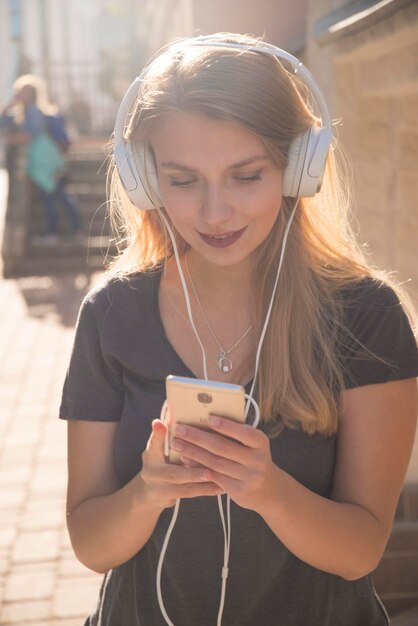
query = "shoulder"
(337, 276, 405, 336)
(336, 277, 418, 389)
(79, 269, 162, 325)
(337, 276, 414, 344)
(337, 276, 401, 311)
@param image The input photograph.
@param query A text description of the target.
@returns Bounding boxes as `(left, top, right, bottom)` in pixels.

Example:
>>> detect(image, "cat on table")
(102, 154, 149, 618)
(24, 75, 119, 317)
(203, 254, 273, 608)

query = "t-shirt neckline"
(151, 267, 254, 392)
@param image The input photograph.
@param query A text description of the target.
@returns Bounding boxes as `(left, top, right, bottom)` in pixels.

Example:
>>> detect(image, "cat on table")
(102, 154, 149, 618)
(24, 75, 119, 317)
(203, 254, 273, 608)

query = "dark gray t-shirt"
(60, 270, 418, 626)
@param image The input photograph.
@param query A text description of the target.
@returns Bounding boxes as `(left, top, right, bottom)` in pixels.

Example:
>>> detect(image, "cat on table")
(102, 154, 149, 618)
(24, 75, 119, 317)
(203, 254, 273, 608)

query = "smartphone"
(165, 375, 246, 464)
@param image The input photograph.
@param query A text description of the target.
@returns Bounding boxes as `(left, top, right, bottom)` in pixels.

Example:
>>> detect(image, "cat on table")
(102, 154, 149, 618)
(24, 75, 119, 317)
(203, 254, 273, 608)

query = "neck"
(186, 250, 255, 301)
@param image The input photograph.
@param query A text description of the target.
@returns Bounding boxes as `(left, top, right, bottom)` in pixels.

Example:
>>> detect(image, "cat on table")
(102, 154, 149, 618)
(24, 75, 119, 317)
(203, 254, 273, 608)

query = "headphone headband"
(113, 36, 332, 208)
(183, 36, 332, 129)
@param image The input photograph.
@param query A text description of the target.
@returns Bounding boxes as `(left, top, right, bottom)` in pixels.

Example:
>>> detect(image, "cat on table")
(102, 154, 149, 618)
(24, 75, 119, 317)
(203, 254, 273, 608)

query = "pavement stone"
(0, 274, 103, 624)
(0, 600, 51, 624)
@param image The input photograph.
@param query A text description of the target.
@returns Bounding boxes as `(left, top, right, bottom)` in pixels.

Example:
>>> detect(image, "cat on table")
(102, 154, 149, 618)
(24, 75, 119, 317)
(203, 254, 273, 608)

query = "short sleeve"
(339, 280, 418, 389)
(59, 295, 124, 421)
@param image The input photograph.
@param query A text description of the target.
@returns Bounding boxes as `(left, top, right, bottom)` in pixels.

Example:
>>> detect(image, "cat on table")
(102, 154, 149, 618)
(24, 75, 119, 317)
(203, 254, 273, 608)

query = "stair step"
(67, 170, 107, 183)
(16, 254, 110, 277)
(373, 521, 418, 617)
(391, 605, 418, 625)
(28, 235, 113, 253)
(10, 142, 119, 277)
(66, 182, 106, 197)
(386, 521, 418, 552)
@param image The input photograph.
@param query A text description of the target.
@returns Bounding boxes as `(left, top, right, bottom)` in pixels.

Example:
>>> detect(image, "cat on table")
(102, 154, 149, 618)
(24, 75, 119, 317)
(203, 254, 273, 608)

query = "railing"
(32, 62, 119, 137)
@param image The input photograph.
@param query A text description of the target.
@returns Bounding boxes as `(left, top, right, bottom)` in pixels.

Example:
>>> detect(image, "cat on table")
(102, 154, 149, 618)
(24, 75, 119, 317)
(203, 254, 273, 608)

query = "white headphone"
(113, 35, 332, 208)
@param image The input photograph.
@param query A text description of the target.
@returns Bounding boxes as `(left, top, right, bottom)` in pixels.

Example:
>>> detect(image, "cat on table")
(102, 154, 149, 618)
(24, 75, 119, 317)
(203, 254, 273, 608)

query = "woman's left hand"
(171, 415, 280, 514)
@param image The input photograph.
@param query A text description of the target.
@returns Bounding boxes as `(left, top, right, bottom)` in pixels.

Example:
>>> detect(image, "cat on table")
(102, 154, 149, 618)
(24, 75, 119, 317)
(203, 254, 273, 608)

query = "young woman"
(60, 33, 418, 626)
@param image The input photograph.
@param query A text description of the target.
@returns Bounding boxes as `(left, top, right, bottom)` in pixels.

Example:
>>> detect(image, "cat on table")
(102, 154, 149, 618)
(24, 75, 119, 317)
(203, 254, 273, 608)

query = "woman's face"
(17, 85, 35, 106)
(150, 111, 283, 268)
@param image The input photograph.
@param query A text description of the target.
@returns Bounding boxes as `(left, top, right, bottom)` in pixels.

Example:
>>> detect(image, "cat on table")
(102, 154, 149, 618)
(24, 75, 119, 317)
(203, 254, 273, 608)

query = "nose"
(199, 183, 233, 227)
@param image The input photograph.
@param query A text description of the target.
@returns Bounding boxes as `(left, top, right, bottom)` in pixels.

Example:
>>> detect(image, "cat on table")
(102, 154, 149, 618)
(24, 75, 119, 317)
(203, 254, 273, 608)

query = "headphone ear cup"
(115, 139, 162, 210)
(282, 129, 311, 198)
(283, 127, 331, 198)
(131, 142, 163, 208)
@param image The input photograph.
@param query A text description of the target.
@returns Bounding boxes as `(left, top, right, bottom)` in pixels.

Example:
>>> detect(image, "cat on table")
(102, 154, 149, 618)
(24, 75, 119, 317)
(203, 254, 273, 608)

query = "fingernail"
(208, 415, 221, 427)
(175, 424, 186, 436)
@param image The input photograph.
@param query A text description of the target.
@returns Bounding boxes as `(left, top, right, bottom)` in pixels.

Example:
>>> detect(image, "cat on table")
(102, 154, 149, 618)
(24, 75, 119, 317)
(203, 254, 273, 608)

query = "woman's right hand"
(139, 419, 223, 509)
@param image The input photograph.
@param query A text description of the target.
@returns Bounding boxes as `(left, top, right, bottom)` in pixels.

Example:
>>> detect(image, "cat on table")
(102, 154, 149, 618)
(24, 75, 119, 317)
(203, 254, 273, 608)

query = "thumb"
(146, 419, 168, 459)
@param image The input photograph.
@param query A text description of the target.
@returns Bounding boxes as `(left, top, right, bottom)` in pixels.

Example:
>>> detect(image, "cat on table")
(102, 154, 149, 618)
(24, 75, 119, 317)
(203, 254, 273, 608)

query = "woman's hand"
(171, 416, 280, 514)
(139, 419, 224, 510)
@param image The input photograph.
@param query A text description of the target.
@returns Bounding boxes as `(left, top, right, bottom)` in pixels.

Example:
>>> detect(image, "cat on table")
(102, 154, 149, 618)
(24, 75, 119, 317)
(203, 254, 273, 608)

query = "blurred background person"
(0, 74, 82, 245)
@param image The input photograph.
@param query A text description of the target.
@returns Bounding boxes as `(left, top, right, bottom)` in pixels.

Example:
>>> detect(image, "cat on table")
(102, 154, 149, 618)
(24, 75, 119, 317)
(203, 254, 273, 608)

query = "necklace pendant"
(218, 353, 233, 373)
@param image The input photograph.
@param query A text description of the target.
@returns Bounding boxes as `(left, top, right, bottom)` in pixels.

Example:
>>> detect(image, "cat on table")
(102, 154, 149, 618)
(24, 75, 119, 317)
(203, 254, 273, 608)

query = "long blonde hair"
(107, 33, 417, 436)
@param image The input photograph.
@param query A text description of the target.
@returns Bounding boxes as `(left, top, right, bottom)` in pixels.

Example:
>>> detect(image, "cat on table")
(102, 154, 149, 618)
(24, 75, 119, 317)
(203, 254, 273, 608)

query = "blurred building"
(0, 0, 143, 135)
(135, 0, 307, 56)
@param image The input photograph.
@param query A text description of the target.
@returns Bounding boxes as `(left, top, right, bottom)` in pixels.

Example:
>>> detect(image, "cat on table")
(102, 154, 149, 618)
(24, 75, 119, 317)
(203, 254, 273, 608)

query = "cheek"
(159, 180, 198, 215)
(251, 192, 282, 231)
(161, 199, 197, 244)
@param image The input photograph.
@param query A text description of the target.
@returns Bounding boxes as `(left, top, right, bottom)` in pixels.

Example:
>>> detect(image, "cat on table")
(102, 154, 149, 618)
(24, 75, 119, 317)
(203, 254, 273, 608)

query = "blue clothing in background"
(1, 103, 81, 236)
(21, 103, 48, 137)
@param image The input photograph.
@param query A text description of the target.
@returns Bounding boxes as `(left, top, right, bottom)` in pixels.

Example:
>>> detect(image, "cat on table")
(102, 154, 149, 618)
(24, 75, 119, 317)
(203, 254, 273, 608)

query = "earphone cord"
(155, 199, 299, 626)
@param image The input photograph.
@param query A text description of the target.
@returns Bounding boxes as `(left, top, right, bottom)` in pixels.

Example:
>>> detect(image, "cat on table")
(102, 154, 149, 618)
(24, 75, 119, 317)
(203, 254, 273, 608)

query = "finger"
(173, 441, 245, 480)
(207, 415, 264, 448)
(159, 462, 213, 485)
(209, 471, 240, 495)
(145, 420, 167, 459)
(149, 419, 166, 442)
(180, 456, 205, 468)
(174, 482, 224, 499)
(173, 425, 248, 464)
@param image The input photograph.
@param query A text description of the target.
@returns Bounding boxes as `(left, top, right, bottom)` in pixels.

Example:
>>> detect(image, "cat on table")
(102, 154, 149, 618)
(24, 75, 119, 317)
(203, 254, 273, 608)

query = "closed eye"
(234, 174, 262, 184)
(169, 179, 197, 188)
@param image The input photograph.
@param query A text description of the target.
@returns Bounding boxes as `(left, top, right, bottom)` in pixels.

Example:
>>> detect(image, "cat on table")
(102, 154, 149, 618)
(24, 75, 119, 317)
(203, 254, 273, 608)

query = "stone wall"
(305, 1, 418, 615)
(333, 4, 418, 304)
(305, 0, 418, 484)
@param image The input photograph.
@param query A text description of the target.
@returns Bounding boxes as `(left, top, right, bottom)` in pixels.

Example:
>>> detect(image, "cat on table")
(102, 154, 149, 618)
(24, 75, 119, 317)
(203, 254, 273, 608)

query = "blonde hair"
(107, 33, 417, 436)
(13, 74, 57, 122)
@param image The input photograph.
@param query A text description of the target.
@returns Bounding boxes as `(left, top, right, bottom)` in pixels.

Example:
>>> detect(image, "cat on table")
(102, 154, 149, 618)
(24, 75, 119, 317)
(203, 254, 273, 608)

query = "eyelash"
(235, 174, 262, 184)
(170, 180, 196, 188)
(169, 174, 262, 188)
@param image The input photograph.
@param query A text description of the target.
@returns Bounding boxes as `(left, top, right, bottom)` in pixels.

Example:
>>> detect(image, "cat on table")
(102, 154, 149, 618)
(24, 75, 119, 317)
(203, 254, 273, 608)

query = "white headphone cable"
(246, 198, 299, 405)
(155, 200, 298, 626)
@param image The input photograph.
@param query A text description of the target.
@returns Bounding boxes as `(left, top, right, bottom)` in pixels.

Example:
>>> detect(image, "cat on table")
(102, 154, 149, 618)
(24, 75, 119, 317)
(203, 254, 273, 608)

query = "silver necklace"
(185, 255, 254, 373)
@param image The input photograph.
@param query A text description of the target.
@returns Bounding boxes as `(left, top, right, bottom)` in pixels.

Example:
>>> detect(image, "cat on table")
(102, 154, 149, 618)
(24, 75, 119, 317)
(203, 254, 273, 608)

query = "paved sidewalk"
(0, 273, 103, 625)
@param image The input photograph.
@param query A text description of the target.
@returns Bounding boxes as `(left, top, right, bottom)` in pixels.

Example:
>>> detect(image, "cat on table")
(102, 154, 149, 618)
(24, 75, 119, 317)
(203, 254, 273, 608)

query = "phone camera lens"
(197, 392, 212, 404)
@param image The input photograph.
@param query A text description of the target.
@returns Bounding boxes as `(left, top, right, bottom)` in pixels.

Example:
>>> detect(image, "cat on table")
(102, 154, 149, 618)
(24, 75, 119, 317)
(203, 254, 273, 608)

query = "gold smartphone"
(165, 375, 246, 464)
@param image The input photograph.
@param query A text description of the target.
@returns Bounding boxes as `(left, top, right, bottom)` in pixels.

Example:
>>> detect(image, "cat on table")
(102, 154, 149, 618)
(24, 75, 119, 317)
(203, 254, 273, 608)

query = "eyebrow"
(160, 155, 270, 172)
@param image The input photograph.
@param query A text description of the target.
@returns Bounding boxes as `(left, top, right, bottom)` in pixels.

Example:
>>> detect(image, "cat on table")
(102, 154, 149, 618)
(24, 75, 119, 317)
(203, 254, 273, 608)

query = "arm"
(66, 418, 223, 574)
(261, 378, 417, 579)
(0, 98, 30, 143)
(172, 378, 417, 580)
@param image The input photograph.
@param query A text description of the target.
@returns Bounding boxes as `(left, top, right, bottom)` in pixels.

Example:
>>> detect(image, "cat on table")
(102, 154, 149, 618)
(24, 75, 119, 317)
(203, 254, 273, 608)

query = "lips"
(198, 226, 247, 248)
